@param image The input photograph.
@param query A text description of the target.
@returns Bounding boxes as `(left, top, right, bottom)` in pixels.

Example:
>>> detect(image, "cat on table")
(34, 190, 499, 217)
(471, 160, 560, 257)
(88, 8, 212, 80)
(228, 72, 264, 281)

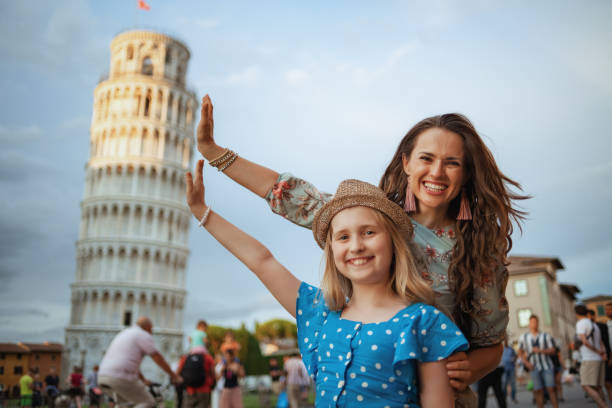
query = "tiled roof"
(0, 342, 63, 353)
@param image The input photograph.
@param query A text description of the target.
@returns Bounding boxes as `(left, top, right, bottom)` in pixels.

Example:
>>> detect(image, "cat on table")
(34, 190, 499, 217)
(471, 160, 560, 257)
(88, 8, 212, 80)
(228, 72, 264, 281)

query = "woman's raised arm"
(197, 95, 279, 198)
(186, 159, 300, 316)
(196, 95, 332, 229)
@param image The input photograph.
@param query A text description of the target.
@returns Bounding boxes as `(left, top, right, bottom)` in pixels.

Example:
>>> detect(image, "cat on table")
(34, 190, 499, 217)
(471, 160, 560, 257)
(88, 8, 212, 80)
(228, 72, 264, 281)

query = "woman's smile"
(422, 181, 448, 194)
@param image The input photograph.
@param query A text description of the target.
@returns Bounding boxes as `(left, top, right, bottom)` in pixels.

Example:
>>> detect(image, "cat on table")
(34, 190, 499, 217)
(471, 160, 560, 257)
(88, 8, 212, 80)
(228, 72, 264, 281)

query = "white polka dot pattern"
(295, 282, 468, 407)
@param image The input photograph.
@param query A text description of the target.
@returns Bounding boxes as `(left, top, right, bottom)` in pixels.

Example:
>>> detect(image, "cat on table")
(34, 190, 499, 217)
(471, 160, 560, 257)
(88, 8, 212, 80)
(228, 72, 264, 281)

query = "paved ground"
(481, 382, 608, 407)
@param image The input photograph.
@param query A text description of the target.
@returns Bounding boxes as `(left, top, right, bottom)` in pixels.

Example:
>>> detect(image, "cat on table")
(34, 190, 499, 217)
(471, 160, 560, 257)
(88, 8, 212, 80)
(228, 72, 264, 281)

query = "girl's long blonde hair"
(320, 208, 434, 311)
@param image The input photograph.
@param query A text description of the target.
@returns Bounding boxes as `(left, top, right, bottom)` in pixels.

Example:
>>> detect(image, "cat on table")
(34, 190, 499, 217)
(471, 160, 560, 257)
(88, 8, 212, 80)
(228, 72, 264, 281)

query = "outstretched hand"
(185, 159, 207, 220)
(197, 94, 216, 156)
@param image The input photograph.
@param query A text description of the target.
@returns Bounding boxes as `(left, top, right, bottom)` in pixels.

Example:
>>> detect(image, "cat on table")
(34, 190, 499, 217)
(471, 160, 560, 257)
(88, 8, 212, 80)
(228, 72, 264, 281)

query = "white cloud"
(194, 18, 220, 30)
(226, 65, 260, 85)
(0, 301, 69, 342)
(337, 41, 422, 87)
(285, 69, 310, 85)
(195, 65, 261, 88)
(176, 16, 220, 30)
(61, 116, 90, 131)
(256, 45, 279, 57)
(0, 0, 105, 77)
(0, 125, 43, 143)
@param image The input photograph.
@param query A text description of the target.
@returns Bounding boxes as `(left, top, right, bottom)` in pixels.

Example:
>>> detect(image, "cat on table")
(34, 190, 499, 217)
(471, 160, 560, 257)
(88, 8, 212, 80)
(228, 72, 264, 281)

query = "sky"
(1, 0, 611, 344)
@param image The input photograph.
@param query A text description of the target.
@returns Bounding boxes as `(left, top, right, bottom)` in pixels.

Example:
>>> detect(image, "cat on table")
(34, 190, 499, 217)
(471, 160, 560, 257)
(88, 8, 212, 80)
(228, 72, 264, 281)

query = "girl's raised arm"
(186, 159, 300, 317)
(418, 361, 455, 408)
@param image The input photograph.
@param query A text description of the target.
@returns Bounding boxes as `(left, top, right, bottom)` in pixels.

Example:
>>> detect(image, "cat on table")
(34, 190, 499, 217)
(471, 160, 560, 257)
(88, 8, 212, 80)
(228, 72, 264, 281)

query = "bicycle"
(100, 382, 172, 408)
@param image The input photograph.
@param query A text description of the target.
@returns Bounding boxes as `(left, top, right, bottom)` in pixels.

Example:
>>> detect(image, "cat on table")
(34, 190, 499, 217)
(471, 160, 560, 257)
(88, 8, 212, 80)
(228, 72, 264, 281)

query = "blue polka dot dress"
(296, 282, 469, 407)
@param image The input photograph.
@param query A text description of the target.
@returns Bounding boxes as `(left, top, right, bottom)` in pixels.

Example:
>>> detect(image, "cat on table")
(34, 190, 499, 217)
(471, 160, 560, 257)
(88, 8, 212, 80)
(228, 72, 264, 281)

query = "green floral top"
(265, 173, 509, 348)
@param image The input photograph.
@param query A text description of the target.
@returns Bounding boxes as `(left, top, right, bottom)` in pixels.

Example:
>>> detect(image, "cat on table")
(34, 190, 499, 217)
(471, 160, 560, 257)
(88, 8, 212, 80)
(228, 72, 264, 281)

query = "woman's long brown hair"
(379, 113, 528, 340)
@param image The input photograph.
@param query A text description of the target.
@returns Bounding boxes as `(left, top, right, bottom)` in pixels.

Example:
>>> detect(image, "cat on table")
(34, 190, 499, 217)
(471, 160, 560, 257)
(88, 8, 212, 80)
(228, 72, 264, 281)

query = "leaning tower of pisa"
(63, 30, 197, 380)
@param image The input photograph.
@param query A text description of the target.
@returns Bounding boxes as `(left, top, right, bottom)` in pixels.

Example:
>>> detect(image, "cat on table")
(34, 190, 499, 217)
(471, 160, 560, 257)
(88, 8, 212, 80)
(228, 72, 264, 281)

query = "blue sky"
(1, 0, 611, 343)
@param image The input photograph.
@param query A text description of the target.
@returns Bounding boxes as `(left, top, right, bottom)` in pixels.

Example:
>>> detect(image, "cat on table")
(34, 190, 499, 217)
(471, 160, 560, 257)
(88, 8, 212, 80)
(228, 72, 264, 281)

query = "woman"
(196, 95, 527, 394)
(218, 349, 245, 408)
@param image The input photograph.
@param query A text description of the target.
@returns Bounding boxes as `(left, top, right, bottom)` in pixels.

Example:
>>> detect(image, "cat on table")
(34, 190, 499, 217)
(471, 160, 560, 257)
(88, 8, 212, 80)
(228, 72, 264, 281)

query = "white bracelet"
(198, 206, 211, 227)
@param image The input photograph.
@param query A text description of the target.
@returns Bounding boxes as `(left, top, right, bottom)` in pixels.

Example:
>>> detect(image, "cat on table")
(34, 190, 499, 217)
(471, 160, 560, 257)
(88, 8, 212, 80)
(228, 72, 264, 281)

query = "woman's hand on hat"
(445, 351, 472, 391)
(197, 94, 219, 158)
(185, 159, 208, 220)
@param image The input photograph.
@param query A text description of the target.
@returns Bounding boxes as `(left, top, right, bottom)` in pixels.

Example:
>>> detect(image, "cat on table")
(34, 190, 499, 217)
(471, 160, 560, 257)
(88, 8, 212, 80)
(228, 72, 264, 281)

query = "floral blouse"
(265, 173, 509, 347)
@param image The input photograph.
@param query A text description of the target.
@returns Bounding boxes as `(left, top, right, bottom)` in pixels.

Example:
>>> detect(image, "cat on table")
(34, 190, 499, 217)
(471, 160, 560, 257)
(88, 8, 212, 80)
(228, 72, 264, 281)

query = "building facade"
(582, 295, 612, 323)
(0, 342, 62, 393)
(63, 30, 197, 381)
(506, 256, 580, 361)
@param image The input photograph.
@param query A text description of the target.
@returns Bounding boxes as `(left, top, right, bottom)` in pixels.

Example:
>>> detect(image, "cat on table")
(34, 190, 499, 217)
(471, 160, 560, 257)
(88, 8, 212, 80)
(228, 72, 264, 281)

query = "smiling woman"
(195, 96, 529, 404)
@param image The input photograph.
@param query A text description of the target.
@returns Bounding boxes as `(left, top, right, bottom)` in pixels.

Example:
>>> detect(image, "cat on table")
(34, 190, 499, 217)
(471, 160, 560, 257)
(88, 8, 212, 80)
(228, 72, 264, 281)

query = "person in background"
(550, 343, 564, 402)
(591, 307, 612, 403)
(86, 365, 101, 408)
(176, 348, 216, 408)
(605, 302, 612, 402)
(31, 374, 43, 408)
(98, 316, 181, 408)
(211, 353, 224, 408)
(476, 359, 506, 408)
(220, 331, 240, 355)
(67, 366, 84, 408)
(575, 304, 607, 408)
(218, 349, 244, 408)
(501, 338, 517, 404)
(518, 315, 559, 408)
(269, 359, 282, 396)
(19, 367, 34, 408)
(171, 358, 185, 408)
(283, 353, 309, 408)
(44, 367, 60, 408)
(189, 320, 209, 353)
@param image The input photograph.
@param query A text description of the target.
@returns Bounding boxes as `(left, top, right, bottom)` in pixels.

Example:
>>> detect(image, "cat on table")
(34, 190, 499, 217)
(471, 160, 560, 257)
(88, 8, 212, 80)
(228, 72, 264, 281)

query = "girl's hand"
(197, 94, 217, 156)
(185, 160, 207, 219)
(446, 351, 472, 391)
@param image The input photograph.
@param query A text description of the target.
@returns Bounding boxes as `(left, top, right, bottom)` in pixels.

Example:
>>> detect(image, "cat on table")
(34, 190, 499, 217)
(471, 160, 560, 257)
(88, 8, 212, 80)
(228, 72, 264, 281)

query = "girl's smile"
(330, 206, 393, 286)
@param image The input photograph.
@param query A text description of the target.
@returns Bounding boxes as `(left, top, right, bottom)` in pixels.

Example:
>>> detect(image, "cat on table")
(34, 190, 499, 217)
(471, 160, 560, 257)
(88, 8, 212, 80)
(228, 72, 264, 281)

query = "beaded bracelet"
(209, 149, 232, 167)
(198, 206, 212, 227)
(218, 153, 238, 172)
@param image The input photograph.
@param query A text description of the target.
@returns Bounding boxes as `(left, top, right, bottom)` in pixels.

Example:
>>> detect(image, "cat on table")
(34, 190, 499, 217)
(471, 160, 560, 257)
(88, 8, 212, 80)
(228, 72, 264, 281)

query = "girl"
(196, 95, 528, 393)
(186, 162, 468, 407)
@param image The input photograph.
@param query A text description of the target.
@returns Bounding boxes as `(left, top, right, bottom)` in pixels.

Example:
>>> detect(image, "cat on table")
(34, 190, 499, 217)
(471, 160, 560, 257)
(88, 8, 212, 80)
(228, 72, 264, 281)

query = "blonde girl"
(186, 161, 468, 407)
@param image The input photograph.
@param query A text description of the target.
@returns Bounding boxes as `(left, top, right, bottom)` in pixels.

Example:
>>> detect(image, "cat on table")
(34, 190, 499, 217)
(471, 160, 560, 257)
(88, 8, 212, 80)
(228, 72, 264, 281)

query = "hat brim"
(312, 194, 413, 249)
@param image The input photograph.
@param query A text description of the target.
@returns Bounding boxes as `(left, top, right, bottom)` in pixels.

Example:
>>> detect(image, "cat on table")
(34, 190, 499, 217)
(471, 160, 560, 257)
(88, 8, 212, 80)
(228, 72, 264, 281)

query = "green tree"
(204, 324, 267, 375)
(254, 319, 297, 340)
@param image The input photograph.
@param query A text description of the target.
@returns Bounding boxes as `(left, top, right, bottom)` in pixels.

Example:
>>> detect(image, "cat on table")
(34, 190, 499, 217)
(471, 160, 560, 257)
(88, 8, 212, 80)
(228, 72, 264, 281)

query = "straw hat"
(312, 179, 414, 249)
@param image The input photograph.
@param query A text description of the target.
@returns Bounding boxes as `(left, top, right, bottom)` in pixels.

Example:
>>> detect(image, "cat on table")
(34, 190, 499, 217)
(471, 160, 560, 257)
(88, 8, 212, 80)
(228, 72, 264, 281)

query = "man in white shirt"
(99, 317, 181, 408)
(575, 304, 607, 408)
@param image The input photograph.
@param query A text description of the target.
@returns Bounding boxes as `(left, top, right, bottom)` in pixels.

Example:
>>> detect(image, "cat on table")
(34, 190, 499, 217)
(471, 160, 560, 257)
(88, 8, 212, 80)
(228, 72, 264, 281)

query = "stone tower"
(63, 30, 197, 380)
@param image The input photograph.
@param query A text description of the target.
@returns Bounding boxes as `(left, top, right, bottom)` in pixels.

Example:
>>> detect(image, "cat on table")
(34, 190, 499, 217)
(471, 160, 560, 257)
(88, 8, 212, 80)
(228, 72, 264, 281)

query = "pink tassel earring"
(404, 178, 416, 213)
(457, 189, 472, 220)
